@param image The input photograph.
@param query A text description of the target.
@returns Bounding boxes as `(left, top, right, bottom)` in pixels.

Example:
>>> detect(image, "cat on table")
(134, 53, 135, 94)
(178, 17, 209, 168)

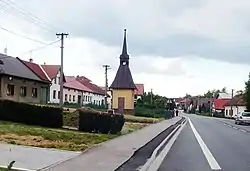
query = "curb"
(115, 117, 184, 171)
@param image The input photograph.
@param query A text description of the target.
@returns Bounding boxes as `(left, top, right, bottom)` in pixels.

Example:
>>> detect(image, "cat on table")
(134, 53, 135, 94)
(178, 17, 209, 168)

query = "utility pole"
(230, 89, 234, 117)
(103, 64, 111, 109)
(56, 33, 68, 108)
(151, 89, 153, 105)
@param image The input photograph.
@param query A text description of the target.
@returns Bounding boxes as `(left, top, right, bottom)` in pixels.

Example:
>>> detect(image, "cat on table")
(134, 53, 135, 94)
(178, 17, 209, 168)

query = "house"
(224, 94, 246, 118)
(20, 59, 66, 104)
(213, 99, 231, 113)
(41, 64, 66, 104)
(134, 84, 144, 101)
(0, 54, 50, 103)
(63, 76, 93, 105)
(216, 92, 231, 99)
(76, 76, 105, 106)
(110, 29, 137, 114)
(100, 86, 112, 108)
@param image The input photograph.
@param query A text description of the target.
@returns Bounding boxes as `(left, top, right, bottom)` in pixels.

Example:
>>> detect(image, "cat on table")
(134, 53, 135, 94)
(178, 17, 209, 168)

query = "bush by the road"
(0, 99, 63, 128)
(78, 108, 124, 134)
(134, 106, 165, 118)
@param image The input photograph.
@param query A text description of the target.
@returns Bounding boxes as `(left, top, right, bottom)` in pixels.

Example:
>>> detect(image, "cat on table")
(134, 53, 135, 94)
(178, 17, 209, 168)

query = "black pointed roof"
(110, 29, 136, 90)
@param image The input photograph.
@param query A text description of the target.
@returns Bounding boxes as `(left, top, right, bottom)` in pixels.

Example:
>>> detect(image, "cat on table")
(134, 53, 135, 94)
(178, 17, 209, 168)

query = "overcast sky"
(0, 0, 250, 97)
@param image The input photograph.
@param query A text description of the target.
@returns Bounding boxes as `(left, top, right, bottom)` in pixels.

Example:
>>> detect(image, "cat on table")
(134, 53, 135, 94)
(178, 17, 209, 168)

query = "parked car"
(235, 112, 250, 125)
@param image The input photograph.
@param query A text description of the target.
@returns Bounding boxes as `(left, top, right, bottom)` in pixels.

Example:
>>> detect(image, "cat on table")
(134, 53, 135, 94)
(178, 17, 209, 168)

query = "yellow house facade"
(110, 29, 136, 114)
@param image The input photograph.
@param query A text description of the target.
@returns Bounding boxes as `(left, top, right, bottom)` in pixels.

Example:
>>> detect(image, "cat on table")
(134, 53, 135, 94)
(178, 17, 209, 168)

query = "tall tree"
(245, 73, 250, 110)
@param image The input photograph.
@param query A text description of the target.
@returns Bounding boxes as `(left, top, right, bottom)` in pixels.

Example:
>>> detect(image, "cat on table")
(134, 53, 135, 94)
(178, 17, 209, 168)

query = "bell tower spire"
(120, 29, 129, 65)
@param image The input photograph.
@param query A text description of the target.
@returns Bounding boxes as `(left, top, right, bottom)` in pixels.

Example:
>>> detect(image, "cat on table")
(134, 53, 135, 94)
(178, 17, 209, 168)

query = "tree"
(245, 73, 250, 110)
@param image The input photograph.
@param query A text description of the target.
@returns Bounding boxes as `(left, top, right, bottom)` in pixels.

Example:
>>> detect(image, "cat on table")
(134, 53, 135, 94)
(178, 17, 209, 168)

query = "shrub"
(0, 99, 63, 128)
(134, 106, 165, 118)
(78, 108, 124, 134)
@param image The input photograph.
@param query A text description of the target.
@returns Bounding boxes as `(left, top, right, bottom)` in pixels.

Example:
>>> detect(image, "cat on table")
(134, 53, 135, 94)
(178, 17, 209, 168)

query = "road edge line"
(146, 119, 187, 171)
(188, 118, 221, 170)
(139, 119, 184, 171)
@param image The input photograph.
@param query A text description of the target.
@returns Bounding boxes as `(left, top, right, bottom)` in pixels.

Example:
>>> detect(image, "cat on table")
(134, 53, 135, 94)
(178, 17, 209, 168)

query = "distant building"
(216, 92, 231, 99)
(134, 84, 144, 101)
(224, 94, 246, 118)
(110, 29, 136, 114)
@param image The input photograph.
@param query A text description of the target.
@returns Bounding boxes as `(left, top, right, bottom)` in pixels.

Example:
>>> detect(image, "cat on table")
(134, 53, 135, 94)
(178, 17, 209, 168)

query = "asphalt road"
(158, 114, 250, 171)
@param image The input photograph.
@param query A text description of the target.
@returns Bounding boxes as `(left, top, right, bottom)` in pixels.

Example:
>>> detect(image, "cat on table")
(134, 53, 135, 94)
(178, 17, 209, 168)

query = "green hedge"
(0, 99, 63, 128)
(78, 109, 124, 134)
(134, 106, 165, 118)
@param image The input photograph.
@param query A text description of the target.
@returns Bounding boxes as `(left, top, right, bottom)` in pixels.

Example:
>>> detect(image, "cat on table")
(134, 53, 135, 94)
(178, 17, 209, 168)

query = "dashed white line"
(223, 124, 227, 126)
(188, 118, 221, 170)
(228, 125, 232, 127)
(232, 127, 238, 130)
(240, 129, 247, 133)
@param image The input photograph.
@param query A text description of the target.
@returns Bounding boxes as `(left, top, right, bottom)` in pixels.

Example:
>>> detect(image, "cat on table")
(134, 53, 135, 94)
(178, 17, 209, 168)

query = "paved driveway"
(0, 143, 81, 170)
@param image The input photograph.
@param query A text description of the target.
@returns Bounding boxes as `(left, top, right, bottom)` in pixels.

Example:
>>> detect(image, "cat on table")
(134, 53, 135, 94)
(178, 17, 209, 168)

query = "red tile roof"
(17, 58, 50, 82)
(41, 65, 66, 82)
(214, 99, 231, 110)
(64, 78, 93, 92)
(224, 94, 245, 106)
(76, 76, 106, 95)
(134, 84, 144, 95)
(41, 65, 60, 79)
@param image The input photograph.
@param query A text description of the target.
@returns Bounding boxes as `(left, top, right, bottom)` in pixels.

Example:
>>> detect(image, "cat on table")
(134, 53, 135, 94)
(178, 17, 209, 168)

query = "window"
(54, 78, 57, 84)
(226, 110, 228, 116)
(53, 90, 56, 99)
(58, 77, 60, 84)
(73, 95, 75, 102)
(20, 86, 27, 97)
(83, 95, 85, 101)
(58, 91, 60, 99)
(32, 88, 37, 98)
(99, 101, 100, 106)
(94, 100, 96, 104)
(7, 84, 14, 96)
(69, 95, 71, 101)
(65, 94, 68, 101)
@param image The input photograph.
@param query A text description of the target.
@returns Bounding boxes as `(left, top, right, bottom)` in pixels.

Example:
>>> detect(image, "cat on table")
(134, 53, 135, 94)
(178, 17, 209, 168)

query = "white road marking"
(228, 125, 232, 127)
(240, 129, 247, 133)
(188, 118, 221, 170)
(146, 120, 187, 171)
(223, 124, 227, 126)
(0, 165, 35, 171)
(139, 122, 182, 171)
(233, 127, 238, 130)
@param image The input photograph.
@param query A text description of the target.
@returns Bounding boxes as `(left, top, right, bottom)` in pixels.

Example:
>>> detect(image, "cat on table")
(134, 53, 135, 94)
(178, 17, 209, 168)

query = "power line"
(0, 0, 59, 33)
(20, 39, 60, 55)
(0, 26, 49, 45)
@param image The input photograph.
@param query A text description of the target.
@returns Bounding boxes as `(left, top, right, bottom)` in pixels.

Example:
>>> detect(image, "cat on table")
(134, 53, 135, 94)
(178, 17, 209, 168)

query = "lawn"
(0, 120, 149, 151)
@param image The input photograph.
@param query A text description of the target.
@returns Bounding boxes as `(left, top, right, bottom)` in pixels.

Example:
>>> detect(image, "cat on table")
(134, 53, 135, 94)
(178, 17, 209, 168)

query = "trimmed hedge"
(134, 106, 165, 118)
(78, 108, 124, 134)
(0, 99, 63, 128)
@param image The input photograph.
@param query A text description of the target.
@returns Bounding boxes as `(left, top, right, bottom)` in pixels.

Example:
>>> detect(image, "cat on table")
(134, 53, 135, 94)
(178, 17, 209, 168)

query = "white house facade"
(224, 105, 246, 118)
(49, 71, 61, 104)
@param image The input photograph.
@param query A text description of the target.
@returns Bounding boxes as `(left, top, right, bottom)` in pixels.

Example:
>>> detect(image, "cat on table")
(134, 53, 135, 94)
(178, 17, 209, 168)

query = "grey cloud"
(11, 0, 250, 65)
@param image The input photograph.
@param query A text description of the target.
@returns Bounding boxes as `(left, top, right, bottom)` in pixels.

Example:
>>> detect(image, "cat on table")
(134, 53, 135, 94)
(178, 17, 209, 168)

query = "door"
(117, 97, 125, 114)
(40, 87, 48, 104)
(77, 95, 82, 105)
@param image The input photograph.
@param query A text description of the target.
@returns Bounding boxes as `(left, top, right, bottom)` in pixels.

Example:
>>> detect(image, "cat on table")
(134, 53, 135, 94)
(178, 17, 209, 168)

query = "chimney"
(29, 58, 33, 63)
(44, 62, 46, 65)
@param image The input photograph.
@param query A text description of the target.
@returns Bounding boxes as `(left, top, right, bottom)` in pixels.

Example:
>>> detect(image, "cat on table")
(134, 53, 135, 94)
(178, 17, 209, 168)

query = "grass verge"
(0, 120, 147, 151)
